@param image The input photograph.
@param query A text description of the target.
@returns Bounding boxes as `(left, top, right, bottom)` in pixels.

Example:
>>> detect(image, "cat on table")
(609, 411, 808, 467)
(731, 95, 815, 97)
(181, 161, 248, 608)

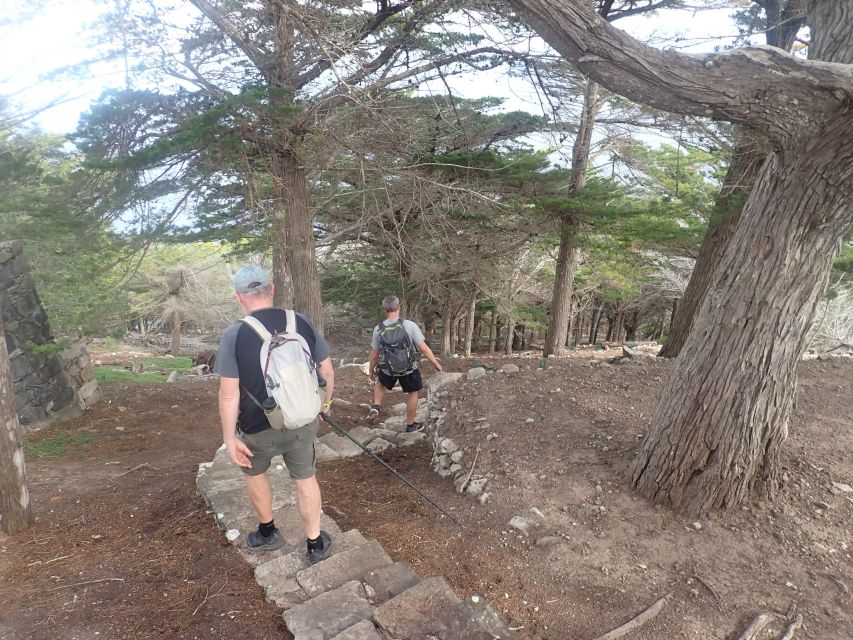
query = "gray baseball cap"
(233, 265, 271, 293)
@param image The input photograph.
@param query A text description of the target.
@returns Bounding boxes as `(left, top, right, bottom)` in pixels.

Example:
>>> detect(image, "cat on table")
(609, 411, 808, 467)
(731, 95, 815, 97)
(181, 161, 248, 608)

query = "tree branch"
(187, 0, 272, 82)
(509, 0, 852, 142)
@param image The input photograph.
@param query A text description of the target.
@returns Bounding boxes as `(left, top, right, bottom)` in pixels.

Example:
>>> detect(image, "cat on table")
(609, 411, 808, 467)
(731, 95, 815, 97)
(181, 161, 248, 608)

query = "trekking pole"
(317, 384, 462, 527)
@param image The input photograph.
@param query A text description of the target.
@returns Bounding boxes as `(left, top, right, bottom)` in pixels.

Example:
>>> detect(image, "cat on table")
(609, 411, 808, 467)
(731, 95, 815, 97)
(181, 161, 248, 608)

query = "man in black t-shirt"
(215, 266, 335, 562)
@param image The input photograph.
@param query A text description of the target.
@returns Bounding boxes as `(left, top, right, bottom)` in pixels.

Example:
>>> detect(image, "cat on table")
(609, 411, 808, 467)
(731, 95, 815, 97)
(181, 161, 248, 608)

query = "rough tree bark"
(0, 313, 32, 534)
(659, 0, 809, 358)
(272, 151, 323, 333)
(504, 315, 516, 355)
(512, 0, 853, 513)
(659, 141, 766, 357)
(543, 78, 598, 357)
(440, 304, 454, 357)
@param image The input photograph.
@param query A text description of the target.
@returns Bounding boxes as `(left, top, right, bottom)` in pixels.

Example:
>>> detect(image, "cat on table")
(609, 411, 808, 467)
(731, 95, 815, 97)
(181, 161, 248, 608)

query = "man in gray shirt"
(367, 295, 442, 432)
(215, 266, 335, 562)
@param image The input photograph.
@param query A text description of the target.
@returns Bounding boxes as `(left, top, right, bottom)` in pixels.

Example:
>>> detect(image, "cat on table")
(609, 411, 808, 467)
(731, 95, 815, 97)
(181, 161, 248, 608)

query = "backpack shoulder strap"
(285, 309, 297, 334)
(240, 315, 272, 342)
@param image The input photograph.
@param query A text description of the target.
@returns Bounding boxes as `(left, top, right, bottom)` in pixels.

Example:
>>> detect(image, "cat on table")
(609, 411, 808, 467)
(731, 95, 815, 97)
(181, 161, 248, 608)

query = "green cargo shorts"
(236, 419, 319, 479)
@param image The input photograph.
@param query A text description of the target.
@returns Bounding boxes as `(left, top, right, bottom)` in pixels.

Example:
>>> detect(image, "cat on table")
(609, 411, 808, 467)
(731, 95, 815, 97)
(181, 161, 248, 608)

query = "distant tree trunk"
(504, 315, 516, 356)
(605, 314, 615, 342)
(589, 305, 604, 344)
(625, 310, 639, 342)
(659, 142, 765, 357)
(544, 79, 598, 357)
(170, 310, 182, 356)
(0, 313, 32, 534)
(463, 294, 476, 357)
(488, 310, 498, 354)
(272, 150, 323, 333)
(573, 307, 584, 346)
(668, 299, 678, 334)
(440, 305, 454, 357)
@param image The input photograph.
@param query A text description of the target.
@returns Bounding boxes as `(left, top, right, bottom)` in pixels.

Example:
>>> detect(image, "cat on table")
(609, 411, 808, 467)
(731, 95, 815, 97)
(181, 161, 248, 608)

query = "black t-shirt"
(215, 308, 330, 434)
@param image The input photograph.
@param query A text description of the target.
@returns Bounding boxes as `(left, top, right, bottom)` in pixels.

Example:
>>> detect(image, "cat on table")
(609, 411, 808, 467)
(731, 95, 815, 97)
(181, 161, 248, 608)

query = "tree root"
(779, 614, 803, 640)
(736, 613, 773, 640)
(591, 592, 672, 640)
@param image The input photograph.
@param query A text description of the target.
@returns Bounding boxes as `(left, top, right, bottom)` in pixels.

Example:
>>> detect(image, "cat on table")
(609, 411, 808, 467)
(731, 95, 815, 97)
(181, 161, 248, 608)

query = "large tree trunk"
(659, 142, 765, 357)
(0, 314, 32, 534)
(543, 79, 598, 357)
(625, 310, 639, 342)
(271, 237, 295, 309)
(272, 150, 323, 333)
(632, 130, 853, 514)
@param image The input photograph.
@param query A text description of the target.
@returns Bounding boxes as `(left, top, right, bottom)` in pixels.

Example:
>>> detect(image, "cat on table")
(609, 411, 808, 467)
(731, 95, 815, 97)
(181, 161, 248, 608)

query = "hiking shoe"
(307, 530, 332, 565)
(405, 421, 424, 433)
(365, 406, 380, 423)
(246, 528, 285, 553)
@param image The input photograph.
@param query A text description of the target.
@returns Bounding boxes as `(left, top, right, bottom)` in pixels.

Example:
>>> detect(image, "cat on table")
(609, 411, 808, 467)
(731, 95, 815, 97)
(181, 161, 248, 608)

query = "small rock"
(785, 581, 798, 590)
(166, 370, 178, 383)
(450, 451, 464, 464)
(467, 367, 487, 380)
(692, 522, 703, 531)
(115, 426, 125, 432)
(466, 477, 489, 495)
(535, 536, 562, 547)
(225, 529, 240, 542)
(593, 415, 611, 425)
(525, 417, 535, 424)
(508, 516, 532, 536)
(449, 463, 462, 474)
(530, 507, 545, 520)
(831, 482, 853, 494)
(582, 504, 602, 517)
(486, 433, 498, 441)
(501, 364, 520, 374)
(477, 492, 491, 505)
(439, 438, 459, 454)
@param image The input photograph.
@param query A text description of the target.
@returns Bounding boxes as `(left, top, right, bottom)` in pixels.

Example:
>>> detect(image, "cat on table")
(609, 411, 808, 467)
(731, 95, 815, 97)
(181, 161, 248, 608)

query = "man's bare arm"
(218, 376, 252, 467)
(417, 342, 443, 371)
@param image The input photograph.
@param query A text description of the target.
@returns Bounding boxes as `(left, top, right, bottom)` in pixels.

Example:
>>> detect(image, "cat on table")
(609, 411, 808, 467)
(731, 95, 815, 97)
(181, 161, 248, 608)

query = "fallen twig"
(193, 580, 228, 615)
(591, 593, 672, 640)
(458, 446, 480, 494)
(779, 614, 803, 640)
(815, 571, 849, 594)
(110, 463, 160, 479)
(736, 613, 773, 640)
(691, 574, 720, 601)
(33, 578, 125, 593)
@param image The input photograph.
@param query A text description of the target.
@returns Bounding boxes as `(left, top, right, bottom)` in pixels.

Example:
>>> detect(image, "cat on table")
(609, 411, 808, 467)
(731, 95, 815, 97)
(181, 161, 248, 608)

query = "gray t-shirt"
(371, 318, 425, 350)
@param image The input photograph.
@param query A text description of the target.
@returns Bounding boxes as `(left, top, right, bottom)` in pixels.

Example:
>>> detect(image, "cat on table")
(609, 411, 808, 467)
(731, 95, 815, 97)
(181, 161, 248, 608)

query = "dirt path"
(1, 357, 850, 639)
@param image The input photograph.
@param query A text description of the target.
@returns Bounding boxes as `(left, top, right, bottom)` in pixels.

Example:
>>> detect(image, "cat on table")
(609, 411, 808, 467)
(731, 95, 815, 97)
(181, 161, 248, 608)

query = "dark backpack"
(377, 319, 418, 375)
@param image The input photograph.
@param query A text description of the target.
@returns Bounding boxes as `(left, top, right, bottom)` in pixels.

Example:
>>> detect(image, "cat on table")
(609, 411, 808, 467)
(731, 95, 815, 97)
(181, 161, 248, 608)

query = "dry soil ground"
(0, 350, 850, 640)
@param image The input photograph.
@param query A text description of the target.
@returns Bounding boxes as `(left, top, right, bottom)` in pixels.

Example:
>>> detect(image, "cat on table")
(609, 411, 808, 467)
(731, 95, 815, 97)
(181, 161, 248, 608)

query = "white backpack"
(240, 310, 322, 430)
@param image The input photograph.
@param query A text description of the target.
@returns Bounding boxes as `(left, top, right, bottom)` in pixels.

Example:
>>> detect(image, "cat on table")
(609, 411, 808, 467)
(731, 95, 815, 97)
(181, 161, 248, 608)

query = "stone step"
(283, 580, 373, 639)
(237, 511, 347, 568)
(372, 576, 462, 639)
(296, 539, 392, 597)
(374, 576, 520, 640)
(328, 620, 382, 640)
(363, 561, 421, 604)
(255, 528, 368, 582)
(318, 432, 365, 457)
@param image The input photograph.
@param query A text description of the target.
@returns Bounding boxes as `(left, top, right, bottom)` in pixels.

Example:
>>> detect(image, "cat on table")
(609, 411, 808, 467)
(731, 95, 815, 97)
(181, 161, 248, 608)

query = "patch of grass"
(141, 356, 195, 372)
(24, 434, 94, 459)
(95, 367, 169, 384)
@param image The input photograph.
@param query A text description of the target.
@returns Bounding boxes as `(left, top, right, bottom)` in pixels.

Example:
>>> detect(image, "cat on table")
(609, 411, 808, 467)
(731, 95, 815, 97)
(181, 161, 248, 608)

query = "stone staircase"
(196, 416, 519, 640)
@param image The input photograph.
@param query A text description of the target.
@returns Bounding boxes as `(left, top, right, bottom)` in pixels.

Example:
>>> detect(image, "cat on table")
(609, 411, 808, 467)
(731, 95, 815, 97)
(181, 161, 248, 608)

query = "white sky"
(0, 2, 746, 134)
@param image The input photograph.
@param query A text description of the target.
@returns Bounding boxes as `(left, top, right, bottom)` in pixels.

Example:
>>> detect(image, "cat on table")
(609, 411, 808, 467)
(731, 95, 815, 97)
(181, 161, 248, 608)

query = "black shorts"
(377, 369, 423, 393)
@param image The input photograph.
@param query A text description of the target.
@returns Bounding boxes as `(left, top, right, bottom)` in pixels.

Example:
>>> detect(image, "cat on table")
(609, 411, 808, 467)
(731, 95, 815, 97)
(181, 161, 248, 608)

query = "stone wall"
(0, 241, 98, 429)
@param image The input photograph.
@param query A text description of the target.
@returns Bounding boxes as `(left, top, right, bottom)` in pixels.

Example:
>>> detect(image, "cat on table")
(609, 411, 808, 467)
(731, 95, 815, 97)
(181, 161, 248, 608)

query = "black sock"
(307, 535, 323, 551)
(259, 520, 276, 537)
(373, 404, 381, 411)
(407, 423, 414, 428)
